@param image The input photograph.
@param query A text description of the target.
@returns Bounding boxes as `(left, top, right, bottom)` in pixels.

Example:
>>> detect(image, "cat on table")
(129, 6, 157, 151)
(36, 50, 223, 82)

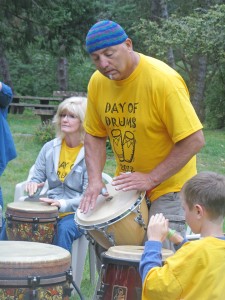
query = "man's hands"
(79, 182, 109, 213)
(79, 171, 157, 214)
(147, 213, 169, 242)
(111, 172, 157, 192)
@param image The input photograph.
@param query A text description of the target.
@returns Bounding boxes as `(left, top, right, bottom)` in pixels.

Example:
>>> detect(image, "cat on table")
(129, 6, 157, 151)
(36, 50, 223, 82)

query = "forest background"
(0, 0, 225, 128)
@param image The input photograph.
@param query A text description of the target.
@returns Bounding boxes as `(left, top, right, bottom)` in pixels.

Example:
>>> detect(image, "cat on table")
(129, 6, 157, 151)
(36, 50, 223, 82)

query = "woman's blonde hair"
(53, 96, 87, 141)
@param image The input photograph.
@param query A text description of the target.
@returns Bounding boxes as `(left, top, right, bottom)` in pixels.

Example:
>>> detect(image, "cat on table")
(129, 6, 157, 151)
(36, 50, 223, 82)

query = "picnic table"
(9, 92, 87, 122)
(9, 95, 63, 122)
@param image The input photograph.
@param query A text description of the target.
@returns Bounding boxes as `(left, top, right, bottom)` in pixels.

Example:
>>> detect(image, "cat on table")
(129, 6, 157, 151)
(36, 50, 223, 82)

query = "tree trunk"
(0, 45, 14, 90)
(57, 57, 68, 91)
(159, 0, 176, 69)
(150, 0, 161, 21)
(190, 56, 207, 122)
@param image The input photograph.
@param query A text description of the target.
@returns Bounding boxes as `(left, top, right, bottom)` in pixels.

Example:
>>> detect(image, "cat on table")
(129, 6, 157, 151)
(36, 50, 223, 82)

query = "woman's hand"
(25, 182, 45, 197)
(39, 197, 61, 209)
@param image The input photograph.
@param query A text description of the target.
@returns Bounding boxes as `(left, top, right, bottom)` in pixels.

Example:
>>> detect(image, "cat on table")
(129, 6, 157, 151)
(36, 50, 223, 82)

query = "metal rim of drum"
(75, 191, 146, 230)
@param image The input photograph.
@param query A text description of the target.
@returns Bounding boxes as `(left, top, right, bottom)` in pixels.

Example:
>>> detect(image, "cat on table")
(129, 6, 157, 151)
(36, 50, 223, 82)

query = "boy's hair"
(182, 171, 225, 219)
(53, 96, 87, 141)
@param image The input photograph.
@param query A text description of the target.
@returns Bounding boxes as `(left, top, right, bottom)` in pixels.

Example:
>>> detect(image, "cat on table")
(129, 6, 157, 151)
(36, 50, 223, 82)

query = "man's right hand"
(79, 183, 109, 213)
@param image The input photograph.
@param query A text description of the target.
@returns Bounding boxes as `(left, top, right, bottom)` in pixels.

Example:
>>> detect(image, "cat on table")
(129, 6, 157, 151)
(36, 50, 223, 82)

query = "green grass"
(1, 111, 225, 299)
(197, 128, 225, 174)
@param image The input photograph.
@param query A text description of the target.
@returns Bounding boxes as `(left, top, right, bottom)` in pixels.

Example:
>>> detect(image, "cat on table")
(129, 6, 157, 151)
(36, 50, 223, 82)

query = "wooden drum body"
(6, 201, 58, 244)
(75, 185, 148, 249)
(0, 241, 72, 300)
(97, 245, 174, 300)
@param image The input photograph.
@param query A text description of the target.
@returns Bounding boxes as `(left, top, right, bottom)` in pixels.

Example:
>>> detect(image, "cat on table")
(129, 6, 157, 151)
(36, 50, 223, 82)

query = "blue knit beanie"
(86, 20, 128, 54)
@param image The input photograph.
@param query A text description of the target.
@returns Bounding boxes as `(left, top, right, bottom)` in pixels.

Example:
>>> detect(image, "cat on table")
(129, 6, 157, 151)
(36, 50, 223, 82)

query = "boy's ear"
(194, 204, 204, 219)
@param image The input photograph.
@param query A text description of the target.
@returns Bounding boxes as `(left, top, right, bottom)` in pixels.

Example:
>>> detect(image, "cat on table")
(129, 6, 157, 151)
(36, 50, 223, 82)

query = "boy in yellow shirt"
(140, 171, 225, 300)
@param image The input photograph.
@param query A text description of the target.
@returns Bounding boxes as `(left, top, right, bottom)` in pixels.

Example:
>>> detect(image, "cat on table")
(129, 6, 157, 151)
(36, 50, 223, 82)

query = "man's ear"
(125, 38, 133, 51)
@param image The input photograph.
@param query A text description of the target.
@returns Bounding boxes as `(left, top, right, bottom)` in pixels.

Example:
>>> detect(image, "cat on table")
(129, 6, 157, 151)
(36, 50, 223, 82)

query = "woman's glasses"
(60, 114, 78, 120)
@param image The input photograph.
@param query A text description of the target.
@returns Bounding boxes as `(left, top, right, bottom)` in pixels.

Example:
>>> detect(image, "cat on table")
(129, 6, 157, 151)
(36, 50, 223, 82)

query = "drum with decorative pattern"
(6, 201, 58, 244)
(0, 241, 72, 300)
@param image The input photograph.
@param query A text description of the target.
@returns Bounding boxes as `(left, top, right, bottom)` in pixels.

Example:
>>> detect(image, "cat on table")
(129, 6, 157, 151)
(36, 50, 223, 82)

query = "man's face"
(90, 39, 133, 81)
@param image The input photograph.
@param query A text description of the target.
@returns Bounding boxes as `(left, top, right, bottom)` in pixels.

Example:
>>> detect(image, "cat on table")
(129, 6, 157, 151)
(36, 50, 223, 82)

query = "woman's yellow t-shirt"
(58, 140, 82, 182)
(57, 140, 82, 217)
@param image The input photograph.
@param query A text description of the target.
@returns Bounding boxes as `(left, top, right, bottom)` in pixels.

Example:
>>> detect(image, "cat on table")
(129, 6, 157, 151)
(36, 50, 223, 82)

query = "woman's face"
(60, 110, 81, 135)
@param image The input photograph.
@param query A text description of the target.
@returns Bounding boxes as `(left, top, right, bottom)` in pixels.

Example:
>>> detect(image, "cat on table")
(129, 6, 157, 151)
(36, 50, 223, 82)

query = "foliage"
(0, 0, 99, 54)
(1, 1, 225, 128)
(68, 52, 95, 93)
(35, 120, 56, 145)
(204, 66, 225, 129)
(8, 47, 58, 96)
(132, 4, 225, 121)
(134, 4, 225, 64)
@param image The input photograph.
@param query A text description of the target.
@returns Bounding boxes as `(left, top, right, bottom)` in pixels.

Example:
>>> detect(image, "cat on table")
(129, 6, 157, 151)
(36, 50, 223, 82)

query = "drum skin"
(98, 246, 174, 300)
(0, 241, 71, 300)
(75, 185, 148, 249)
(6, 201, 58, 244)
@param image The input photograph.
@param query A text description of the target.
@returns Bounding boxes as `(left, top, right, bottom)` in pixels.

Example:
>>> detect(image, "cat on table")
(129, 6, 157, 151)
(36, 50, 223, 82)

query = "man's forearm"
(149, 130, 205, 186)
(84, 133, 107, 183)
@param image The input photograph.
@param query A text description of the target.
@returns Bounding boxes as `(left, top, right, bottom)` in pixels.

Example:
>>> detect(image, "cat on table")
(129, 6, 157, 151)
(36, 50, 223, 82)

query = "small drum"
(0, 241, 72, 300)
(75, 184, 148, 249)
(6, 201, 58, 244)
(98, 245, 174, 300)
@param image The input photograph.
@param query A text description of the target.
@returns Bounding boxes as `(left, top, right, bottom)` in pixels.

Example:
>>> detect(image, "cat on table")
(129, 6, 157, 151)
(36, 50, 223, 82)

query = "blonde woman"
(25, 96, 87, 252)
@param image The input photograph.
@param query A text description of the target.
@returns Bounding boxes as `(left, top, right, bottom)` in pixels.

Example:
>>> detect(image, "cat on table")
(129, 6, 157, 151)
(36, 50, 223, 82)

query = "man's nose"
(98, 57, 109, 69)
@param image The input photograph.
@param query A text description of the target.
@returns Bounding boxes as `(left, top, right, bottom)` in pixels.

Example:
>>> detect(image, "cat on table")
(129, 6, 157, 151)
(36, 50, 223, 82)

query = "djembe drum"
(75, 184, 148, 249)
(0, 241, 72, 300)
(6, 201, 58, 244)
(97, 245, 174, 300)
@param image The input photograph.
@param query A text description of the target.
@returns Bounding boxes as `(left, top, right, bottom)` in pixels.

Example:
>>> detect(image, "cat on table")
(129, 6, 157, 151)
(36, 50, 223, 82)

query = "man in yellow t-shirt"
(79, 20, 205, 250)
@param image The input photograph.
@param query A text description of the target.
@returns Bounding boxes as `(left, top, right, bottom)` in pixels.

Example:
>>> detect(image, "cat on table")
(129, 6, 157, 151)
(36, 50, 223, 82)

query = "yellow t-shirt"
(142, 237, 225, 300)
(57, 140, 82, 182)
(57, 140, 82, 217)
(84, 54, 203, 201)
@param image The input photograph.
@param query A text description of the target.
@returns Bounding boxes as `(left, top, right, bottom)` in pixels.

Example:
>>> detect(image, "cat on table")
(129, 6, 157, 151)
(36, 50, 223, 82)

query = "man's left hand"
(111, 172, 156, 191)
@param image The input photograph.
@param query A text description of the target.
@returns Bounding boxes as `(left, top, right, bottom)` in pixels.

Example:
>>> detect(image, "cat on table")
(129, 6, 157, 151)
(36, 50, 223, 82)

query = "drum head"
(6, 201, 58, 218)
(0, 241, 71, 277)
(76, 184, 145, 228)
(104, 245, 174, 262)
(105, 245, 144, 262)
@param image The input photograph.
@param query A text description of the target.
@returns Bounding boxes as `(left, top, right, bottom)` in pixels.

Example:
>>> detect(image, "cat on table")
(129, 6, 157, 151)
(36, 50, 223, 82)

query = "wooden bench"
(9, 93, 87, 122)
(9, 95, 63, 122)
(10, 103, 58, 109)
(53, 91, 87, 97)
(9, 103, 59, 122)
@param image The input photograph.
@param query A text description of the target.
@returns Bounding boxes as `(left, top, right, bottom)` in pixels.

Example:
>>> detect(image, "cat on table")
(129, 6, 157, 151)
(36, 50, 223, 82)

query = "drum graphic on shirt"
(111, 129, 135, 163)
(112, 129, 124, 162)
(123, 131, 135, 163)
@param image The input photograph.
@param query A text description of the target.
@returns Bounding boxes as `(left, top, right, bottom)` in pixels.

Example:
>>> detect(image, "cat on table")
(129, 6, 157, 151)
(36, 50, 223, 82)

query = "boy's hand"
(147, 213, 169, 242)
